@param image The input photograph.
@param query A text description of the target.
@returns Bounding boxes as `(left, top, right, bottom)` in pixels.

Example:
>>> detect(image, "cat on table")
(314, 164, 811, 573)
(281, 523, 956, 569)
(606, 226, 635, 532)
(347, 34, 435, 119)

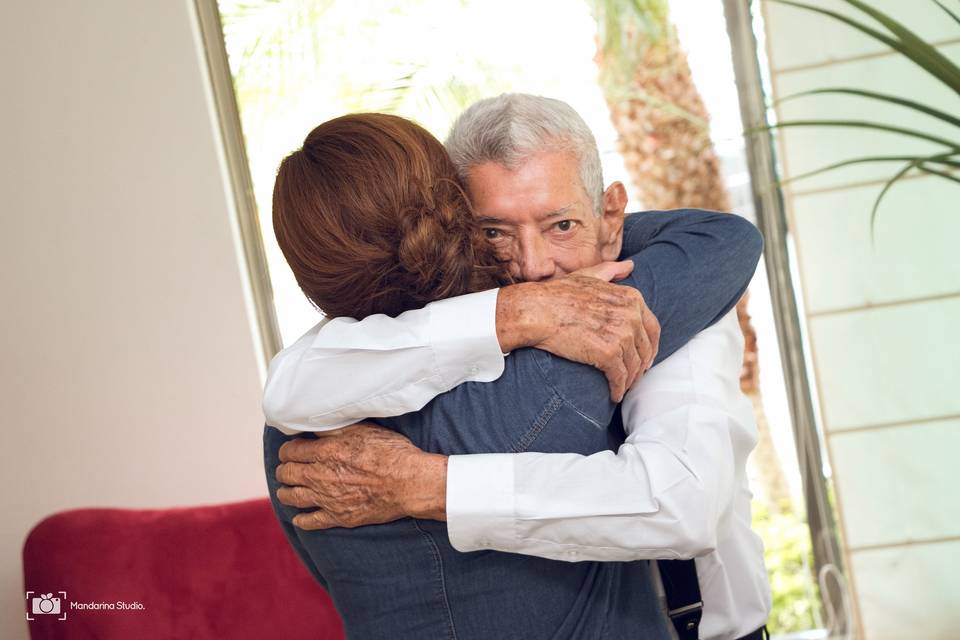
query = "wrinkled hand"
(496, 260, 660, 401)
(275, 422, 447, 530)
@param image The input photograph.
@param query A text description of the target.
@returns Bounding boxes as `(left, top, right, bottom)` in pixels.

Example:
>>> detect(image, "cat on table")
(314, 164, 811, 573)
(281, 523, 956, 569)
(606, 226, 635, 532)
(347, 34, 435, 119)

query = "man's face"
(465, 149, 627, 281)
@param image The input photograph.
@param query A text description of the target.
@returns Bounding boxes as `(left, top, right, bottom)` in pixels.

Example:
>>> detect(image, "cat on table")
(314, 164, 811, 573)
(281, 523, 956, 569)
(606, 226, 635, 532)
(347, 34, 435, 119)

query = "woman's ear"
(599, 181, 628, 261)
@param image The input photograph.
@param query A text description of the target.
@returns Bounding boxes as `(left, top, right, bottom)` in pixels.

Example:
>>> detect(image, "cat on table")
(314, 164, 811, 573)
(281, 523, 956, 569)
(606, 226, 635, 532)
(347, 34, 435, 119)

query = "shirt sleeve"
(446, 311, 756, 561)
(262, 288, 504, 433)
(262, 209, 761, 435)
(617, 209, 763, 365)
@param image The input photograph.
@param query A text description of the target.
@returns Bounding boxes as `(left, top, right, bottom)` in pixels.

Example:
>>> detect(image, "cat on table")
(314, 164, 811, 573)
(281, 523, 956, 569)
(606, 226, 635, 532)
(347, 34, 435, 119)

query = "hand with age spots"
(275, 260, 659, 529)
(497, 260, 661, 402)
(275, 422, 447, 530)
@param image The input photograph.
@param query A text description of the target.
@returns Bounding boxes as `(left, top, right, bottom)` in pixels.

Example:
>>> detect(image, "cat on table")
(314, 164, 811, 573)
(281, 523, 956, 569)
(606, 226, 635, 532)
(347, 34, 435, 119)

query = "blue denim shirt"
(265, 209, 763, 640)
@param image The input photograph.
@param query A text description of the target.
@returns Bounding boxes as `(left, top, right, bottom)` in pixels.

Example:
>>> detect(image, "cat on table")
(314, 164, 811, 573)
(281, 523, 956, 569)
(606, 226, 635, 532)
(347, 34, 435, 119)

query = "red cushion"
(23, 499, 344, 639)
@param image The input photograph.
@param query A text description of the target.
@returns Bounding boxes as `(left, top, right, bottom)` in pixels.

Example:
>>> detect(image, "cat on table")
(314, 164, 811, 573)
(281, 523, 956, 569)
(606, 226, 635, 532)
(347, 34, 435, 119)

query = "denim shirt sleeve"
(400, 346, 620, 457)
(395, 209, 763, 457)
(617, 209, 763, 365)
(538, 209, 763, 428)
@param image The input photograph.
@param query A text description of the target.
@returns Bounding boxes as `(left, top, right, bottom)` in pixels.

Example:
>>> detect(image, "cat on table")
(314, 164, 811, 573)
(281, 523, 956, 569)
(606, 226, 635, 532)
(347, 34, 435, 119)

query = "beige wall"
(0, 2, 268, 638)
(760, 1, 960, 638)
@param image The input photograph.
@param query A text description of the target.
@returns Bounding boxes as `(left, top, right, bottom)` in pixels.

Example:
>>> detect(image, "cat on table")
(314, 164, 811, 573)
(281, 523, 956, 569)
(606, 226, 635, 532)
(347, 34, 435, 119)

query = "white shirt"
(263, 288, 771, 640)
(263, 290, 505, 436)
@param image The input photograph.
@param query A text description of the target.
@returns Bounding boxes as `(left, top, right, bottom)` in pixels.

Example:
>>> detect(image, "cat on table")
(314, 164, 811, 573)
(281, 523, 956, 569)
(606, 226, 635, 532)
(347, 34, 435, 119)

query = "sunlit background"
(220, 0, 761, 344)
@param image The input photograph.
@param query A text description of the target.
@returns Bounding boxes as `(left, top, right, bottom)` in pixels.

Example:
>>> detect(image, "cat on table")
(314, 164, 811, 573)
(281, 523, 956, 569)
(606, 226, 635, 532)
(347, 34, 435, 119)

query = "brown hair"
(273, 113, 511, 319)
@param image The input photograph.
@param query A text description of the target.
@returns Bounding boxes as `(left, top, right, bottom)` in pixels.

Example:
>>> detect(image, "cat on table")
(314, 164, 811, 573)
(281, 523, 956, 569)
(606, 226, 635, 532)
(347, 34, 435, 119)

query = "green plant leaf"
(932, 0, 960, 29)
(766, 0, 960, 242)
(777, 88, 960, 131)
(770, 0, 960, 96)
(780, 154, 960, 184)
(769, 1, 899, 49)
(918, 163, 960, 185)
(921, 156, 959, 168)
(865, 150, 957, 236)
(763, 119, 960, 150)
(870, 160, 919, 238)
(839, 0, 960, 95)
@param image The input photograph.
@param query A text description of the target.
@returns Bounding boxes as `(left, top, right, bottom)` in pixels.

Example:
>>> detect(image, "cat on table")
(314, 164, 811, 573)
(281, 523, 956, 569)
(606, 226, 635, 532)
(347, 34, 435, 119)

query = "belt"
(736, 626, 769, 640)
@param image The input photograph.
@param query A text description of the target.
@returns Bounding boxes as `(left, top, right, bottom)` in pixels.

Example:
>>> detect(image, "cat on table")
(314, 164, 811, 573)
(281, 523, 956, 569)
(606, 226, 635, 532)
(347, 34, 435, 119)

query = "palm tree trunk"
(602, 43, 731, 212)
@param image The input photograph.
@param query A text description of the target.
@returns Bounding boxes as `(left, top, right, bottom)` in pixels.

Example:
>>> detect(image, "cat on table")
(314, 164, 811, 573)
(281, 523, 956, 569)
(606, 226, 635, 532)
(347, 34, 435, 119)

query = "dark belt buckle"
(668, 601, 703, 639)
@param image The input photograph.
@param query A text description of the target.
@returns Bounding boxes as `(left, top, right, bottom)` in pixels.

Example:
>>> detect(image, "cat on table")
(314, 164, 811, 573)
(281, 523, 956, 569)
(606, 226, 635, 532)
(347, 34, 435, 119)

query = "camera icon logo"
(26, 591, 67, 621)
(33, 593, 60, 615)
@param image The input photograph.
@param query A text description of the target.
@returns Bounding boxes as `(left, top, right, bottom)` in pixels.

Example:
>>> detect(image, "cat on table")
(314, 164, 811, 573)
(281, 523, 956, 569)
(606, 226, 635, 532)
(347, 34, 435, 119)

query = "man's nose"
(515, 232, 556, 282)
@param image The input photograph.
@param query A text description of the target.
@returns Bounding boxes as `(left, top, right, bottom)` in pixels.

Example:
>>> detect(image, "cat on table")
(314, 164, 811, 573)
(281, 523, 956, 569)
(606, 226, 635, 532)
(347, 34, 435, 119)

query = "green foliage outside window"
(752, 500, 819, 635)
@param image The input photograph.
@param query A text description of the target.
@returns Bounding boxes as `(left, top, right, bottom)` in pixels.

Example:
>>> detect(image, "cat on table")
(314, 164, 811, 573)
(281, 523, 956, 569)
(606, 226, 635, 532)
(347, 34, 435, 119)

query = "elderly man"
(265, 94, 771, 639)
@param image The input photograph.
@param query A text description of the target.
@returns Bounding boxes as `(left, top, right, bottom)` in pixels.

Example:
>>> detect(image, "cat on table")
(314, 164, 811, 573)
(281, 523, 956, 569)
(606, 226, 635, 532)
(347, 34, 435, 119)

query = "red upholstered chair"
(22, 499, 344, 640)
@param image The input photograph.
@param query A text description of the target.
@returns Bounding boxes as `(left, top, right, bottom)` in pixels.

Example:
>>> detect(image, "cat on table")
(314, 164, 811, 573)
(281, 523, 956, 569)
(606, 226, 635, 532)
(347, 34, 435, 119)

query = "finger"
(574, 259, 634, 282)
(620, 332, 643, 392)
(275, 461, 310, 486)
(632, 310, 653, 373)
(642, 309, 661, 370)
(276, 484, 325, 509)
(636, 326, 652, 372)
(598, 346, 628, 402)
(278, 437, 327, 463)
(607, 259, 635, 282)
(293, 510, 341, 531)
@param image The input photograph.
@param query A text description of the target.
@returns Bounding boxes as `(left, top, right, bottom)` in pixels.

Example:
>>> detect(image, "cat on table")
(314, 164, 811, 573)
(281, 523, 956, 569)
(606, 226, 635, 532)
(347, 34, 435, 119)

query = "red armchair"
(22, 499, 344, 639)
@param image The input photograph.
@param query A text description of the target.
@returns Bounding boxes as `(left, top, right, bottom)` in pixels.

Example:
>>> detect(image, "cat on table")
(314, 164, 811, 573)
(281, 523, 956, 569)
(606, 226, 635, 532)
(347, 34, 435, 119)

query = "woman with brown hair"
(263, 112, 762, 639)
(271, 112, 510, 321)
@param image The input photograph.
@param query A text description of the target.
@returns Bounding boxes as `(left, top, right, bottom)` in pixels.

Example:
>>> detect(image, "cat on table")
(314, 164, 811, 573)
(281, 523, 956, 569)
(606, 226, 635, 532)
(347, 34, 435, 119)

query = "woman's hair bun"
(273, 113, 511, 319)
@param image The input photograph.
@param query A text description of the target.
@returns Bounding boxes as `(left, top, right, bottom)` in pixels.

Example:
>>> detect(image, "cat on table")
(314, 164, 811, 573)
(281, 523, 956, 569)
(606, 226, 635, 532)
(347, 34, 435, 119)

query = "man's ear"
(598, 181, 628, 261)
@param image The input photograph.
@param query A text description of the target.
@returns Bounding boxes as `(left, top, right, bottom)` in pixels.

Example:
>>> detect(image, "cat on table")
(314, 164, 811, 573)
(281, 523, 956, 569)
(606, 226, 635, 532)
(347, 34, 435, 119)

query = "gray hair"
(445, 93, 604, 214)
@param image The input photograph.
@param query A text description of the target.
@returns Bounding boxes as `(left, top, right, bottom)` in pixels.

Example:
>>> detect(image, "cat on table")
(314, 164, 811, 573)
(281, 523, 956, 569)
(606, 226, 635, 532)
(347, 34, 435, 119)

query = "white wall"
(760, 1, 960, 638)
(0, 2, 268, 638)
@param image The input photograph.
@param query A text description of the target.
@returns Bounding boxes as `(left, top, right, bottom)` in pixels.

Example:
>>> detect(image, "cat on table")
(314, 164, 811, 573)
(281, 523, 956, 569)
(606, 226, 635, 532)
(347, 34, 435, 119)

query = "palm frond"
(870, 160, 919, 239)
(769, 1, 899, 49)
(918, 163, 960, 184)
(932, 0, 960, 29)
(766, 0, 960, 236)
(220, 0, 335, 108)
(781, 153, 960, 184)
(868, 152, 959, 236)
(764, 119, 960, 150)
(919, 162, 960, 184)
(770, 0, 960, 96)
(776, 88, 960, 131)
(590, 0, 673, 90)
(839, 0, 960, 95)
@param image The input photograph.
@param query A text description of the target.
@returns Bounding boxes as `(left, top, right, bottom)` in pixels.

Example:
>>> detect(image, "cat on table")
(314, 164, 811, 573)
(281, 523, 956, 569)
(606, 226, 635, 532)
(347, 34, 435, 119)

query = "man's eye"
(484, 228, 502, 239)
(555, 220, 576, 232)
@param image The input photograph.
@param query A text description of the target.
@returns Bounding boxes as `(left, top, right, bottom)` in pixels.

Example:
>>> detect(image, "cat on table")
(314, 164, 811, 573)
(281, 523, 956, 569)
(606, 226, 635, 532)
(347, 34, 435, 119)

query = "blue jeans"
(263, 210, 762, 639)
